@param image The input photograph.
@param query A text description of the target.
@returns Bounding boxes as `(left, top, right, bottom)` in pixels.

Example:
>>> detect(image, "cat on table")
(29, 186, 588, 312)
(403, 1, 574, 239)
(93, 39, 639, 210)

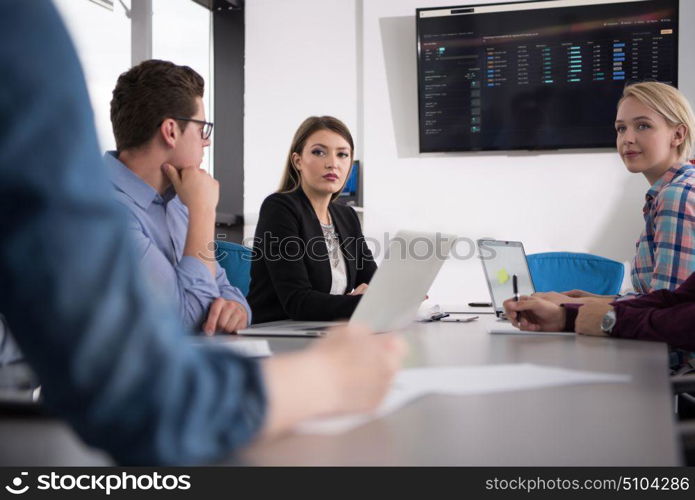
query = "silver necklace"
(320, 212, 341, 268)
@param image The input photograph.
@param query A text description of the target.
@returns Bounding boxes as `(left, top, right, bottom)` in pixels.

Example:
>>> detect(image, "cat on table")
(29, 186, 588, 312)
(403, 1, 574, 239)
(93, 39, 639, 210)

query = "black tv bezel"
(415, 0, 680, 153)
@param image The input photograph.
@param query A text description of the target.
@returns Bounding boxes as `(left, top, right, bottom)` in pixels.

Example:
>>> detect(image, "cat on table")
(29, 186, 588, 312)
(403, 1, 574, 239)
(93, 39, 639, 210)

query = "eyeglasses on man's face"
(171, 117, 214, 140)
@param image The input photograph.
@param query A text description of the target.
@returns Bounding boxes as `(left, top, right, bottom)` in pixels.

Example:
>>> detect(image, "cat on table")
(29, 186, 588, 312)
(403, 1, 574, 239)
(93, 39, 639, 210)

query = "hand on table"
(258, 324, 408, 438)
(203, 298, 249, 335)
(575, 302, 613, 337)
(310, 324, 408, 414)
(503, 295, 566, 332)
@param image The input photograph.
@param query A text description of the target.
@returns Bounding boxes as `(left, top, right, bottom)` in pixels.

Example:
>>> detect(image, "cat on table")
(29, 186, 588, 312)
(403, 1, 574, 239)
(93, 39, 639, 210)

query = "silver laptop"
(239, 230, 456, 337)
(477, 239, 535, 318)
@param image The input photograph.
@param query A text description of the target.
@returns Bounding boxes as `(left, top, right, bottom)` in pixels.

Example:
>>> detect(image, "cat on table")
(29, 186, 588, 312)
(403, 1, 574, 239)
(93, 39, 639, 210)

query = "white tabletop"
(0, 317, 681, 466)
(236, 317, 680, 466)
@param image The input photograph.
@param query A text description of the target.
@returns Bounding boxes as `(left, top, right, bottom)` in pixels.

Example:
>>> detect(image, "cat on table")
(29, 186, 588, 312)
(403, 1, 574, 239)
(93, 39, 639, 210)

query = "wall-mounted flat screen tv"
(416, 0, 678, 152)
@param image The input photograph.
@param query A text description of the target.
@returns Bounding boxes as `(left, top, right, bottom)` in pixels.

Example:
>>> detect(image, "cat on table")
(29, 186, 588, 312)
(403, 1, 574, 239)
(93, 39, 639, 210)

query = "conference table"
(0, 315, 683, 466)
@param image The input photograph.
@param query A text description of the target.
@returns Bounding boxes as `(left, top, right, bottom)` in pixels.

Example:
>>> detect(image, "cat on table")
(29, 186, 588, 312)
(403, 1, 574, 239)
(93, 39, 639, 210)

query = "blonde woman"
(617, 82, 695, 293)
(540, 82, 695, 307)
(504, 83, 695, 355)
(247, 116, 376, 323)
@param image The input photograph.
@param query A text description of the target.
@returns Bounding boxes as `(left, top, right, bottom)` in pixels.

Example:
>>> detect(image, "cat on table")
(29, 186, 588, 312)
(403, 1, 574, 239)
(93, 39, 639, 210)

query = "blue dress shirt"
(106, 152, 251, 330)
(0, 0, 265, 464)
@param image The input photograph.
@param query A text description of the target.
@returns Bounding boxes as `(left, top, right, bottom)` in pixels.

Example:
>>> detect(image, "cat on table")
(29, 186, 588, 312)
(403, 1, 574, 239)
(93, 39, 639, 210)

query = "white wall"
(152, 0, 214, 173)
(244, 0, 359, 235)
(54, 0, 132, 152)
(245, 0, 694, 304)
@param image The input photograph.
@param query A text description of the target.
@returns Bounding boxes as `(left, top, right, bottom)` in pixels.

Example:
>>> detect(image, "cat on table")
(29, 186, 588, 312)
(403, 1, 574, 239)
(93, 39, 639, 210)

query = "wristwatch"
(600, 309, 617, 334)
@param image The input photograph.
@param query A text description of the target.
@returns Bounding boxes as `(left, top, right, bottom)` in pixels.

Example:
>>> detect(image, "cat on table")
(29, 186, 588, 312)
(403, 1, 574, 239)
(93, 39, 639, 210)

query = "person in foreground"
(0, 0, 405, 465)
(503, 270, 695, 352)
(108, 59, 249, 335)
(537, 81, 695, 306)
(247, 116, 377, 323)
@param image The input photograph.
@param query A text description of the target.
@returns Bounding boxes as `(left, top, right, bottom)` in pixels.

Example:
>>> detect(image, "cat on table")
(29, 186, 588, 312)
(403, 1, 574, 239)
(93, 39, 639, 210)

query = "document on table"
(486, 321, 575, 336)
(195, 338, 272, 358)
(296, 364, 631, 435)
(225, 340, 272, 357)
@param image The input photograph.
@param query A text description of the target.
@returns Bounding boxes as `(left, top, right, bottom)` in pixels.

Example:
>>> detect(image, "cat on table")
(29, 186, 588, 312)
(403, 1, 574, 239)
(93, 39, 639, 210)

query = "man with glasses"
(107, 60, 249, 334)
(0, 2, 405, 465)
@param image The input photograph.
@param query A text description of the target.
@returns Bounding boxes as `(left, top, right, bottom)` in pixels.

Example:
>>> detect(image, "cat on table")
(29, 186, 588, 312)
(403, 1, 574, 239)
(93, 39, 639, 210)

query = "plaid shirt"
(632, 163, 695, 293)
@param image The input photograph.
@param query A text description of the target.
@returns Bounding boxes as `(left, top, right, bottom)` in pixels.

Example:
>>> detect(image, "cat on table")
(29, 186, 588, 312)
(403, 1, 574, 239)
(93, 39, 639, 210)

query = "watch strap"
(560, 303, 583, 332)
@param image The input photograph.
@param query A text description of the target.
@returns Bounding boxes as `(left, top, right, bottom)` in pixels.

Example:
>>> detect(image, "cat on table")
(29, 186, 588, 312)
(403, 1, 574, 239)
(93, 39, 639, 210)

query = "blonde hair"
(278, 116, 354, 201)
(619, 82, 695, 161)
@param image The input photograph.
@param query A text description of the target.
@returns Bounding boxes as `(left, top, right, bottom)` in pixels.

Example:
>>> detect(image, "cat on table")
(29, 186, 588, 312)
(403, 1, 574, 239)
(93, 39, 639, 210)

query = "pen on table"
(430, 312, 450, 321)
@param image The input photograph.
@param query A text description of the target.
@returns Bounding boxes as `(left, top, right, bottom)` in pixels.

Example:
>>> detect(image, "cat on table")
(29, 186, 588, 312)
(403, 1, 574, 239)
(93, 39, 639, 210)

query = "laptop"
(0, 362, 43, 414)
(238, 230, 456, 337)
(477, 239, 535, 319)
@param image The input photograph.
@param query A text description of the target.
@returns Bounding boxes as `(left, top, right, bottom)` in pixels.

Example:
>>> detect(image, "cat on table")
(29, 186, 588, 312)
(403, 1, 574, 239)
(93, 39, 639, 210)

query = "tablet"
(477, 239, 536, 318)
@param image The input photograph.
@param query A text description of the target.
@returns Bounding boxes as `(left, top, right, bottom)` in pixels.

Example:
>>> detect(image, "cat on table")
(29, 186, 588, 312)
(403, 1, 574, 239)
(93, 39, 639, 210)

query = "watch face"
(601, 310, 616, 333)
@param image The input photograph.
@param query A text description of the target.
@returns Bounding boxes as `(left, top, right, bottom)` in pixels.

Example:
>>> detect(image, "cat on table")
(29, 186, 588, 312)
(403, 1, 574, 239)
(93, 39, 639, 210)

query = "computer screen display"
(478, 240, 535, 316)
(338, 160, 360, 205)
(416, 0, 678, 152)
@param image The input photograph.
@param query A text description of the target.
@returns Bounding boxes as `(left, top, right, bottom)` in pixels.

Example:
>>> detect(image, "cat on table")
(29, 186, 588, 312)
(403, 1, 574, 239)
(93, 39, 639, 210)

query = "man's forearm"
(612, 301, 695, 350)
(258, 351, 338, 439)
(184, 206, 217, 277)
(589, 296, 617, 303)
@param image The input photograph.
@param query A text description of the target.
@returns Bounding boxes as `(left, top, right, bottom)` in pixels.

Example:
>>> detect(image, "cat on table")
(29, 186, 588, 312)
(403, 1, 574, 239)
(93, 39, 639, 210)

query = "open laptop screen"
(477, 240, 535, 317)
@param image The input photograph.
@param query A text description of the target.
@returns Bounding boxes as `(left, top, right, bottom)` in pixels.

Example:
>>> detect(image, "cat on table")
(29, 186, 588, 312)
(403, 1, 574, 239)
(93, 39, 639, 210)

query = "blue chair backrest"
(527, 252, 624, 295)
(215, 240, 252, 296)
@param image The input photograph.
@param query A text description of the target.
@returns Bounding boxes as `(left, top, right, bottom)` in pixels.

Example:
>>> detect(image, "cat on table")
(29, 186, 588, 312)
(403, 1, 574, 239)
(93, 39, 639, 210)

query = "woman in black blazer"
(247, 116, 377, 324)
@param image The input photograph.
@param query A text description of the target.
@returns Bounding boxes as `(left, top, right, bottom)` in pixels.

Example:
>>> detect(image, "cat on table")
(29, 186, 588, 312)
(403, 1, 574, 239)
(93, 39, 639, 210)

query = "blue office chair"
(527, 252, 624, 295)
(215, 240, 252, 296)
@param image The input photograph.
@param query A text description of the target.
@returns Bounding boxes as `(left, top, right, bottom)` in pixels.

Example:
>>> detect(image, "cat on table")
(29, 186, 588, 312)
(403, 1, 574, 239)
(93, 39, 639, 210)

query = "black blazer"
(247, 188, 377, 324)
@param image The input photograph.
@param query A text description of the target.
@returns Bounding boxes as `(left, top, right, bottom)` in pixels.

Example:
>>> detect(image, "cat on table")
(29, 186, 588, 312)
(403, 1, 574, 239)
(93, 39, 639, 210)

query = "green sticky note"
(497, 268, 509, 285)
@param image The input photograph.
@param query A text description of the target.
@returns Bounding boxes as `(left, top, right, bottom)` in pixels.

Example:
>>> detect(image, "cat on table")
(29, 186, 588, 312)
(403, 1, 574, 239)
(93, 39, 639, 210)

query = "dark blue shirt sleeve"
(0, 0, 266, 465)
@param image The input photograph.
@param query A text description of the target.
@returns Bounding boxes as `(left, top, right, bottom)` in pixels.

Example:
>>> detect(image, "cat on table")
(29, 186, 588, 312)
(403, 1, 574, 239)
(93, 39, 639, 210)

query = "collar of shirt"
(105, 151, 176, 209)
(645, 163, 693, 206)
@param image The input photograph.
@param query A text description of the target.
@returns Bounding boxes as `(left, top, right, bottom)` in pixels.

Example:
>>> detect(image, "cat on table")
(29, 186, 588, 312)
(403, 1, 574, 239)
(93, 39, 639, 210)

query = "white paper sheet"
(225, 339, 272, 357)
(487, 322, 575, 336)
(296, 363, 630, 435)
(197, 338, 272, 358)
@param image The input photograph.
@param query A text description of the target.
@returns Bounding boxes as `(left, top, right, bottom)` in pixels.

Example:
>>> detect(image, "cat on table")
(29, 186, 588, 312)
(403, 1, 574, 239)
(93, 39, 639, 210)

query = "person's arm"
(614, 272, 695, 310)
(259, 325, 406, 438)
(532, 291, 613, 306)
(256, 196, 361, 321)
(199, 265, 251, 334)
(163, 164, 219, 278)
(168, 197, 252, 333)
(611, 300, 695, 351)
(215, 262, 252, 324)
(502, 296, 567, 331)
(185, 205, 217, 277)
(646, 184, 695, 292)
(202, 267, 251, 335)
(562, 289, 617, 300)
(0, 0, 265, 465)
(122, 212, 222, 331)
(574, 273, 695, 349)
